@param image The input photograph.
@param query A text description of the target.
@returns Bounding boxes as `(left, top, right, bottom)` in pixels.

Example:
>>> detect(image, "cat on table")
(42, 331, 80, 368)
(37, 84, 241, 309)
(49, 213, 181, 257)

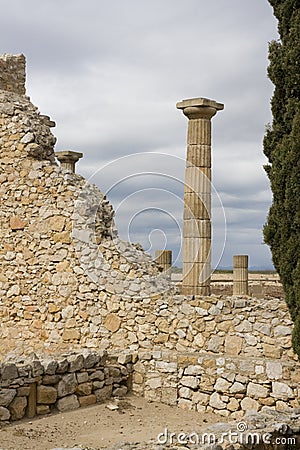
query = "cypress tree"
(263, 0, 300, 356)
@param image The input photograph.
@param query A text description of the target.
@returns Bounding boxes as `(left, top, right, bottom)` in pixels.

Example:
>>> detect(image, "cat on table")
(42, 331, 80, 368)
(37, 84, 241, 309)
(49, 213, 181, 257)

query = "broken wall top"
(0, 54, 26, 95)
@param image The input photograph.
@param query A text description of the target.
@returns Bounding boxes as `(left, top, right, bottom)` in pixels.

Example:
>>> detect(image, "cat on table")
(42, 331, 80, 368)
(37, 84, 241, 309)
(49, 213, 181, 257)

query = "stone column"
(55, 150, 83, 173)
(233, 255, 249, 295)
(155, 250, 172, 273)
(176, 98, 224, 296)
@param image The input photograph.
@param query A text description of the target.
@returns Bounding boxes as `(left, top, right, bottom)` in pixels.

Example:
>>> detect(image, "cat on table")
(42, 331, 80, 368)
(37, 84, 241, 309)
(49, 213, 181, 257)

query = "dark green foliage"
(263, 1, 300, 356)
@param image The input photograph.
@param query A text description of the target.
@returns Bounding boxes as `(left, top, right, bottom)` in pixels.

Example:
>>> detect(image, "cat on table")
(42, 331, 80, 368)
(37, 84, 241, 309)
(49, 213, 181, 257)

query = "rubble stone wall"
(0, 53, 172, 359)
(0, 351, 132, 422)
(0, 54, 299, 420)
(133, 350, 299, 418)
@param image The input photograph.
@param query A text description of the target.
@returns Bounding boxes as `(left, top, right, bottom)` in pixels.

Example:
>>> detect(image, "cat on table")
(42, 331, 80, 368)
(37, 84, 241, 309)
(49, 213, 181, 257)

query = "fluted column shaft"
(177, 98, 224, 296)
(233, 255, 249, 295)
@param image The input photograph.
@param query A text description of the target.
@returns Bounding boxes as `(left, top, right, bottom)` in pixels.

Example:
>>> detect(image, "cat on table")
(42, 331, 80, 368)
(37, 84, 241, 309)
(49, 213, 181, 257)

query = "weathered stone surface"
(94, 385, 112, 402)
(104, 313, 121, 333)
(0, 389, 16, 407)
(209, 392, 227, 410)
(37, 385, 57, 404)
(240, 397, 259, 412)
(9, 396, 27, 420)
(57, 373, 77, 398)
(68, 354, 84, 372)
(266, 361, 282, 380)
(247, 382, 269, 399)
(36, 404, 51, 415)
(272, 382, 294, 400)
(0, 406, 10, 420)
(78, 394, 97, 407)
(76, 382, 92, 396)
(56, 394, 79, 412)
(9, 215, 27, 230)
(224, 335, 242, 356)
(1, 364, 18, 380)
(214, 378, 231, 393)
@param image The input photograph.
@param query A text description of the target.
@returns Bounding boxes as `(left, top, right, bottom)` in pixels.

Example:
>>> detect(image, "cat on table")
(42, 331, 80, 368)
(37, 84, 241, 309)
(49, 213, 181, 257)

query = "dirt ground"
(0, 395, 227, 450)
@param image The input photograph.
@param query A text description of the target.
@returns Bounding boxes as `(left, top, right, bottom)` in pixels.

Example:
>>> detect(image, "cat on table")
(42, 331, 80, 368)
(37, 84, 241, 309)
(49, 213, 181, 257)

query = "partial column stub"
(233, 255, 249, 295)
(176, 97, 224, 296)
(55, 150, 83, 173)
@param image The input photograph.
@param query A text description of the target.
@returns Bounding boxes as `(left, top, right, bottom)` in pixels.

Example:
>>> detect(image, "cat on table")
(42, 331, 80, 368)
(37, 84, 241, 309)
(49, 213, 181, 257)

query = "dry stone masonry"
(0, 53, 173, 358)
(0, 350, 131, 422)
(0, 54, 299, 426)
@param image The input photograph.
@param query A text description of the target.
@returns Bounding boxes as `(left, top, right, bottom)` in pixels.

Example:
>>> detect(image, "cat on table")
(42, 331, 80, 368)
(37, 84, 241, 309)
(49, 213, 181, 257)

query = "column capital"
(55, 150, 83, 173)
(176, 97, 224, 120)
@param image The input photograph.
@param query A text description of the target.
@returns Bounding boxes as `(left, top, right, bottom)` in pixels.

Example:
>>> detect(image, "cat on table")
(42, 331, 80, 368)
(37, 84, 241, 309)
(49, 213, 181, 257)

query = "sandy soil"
(0, 396, 227, 450)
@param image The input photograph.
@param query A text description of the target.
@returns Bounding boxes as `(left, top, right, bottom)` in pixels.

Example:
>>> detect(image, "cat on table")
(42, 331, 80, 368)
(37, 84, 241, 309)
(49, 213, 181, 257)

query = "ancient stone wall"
(0, 351, 131, 422)
(0, 54, 172, 358)
(0, 54, 299, 421)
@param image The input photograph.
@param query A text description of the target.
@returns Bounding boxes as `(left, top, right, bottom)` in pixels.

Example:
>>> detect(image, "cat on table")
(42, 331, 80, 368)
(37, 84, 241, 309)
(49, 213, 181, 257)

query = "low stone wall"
(0, 351, 132, 422)
(133, 350, 300, 418)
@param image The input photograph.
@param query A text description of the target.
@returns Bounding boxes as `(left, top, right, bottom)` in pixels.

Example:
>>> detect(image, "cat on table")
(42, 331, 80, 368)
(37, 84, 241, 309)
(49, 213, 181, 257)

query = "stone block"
(104, 313, 121, 333)
(266, 361, 282, 380)
(181, 376, 199, 389)
(246, 382, 269, 399)
(179, 387, 192, 399)
(17, 387, 30, 397)
(76, 382, 92, 396)
(78, 394, 97, 407)
(229, 382, 246, 394)
(77, 372, 89, 384)
(36, 404, 51, 415)
(9, 396, 27, 420)
(68, 354, 84, 372)
(272, 381, 294, 400)
(209, 392, 227, 410)
(227, 398, 239, 412)
(214, 378, 231, 393)
(0, 389, 16, 407)
(10, 215, 27, 230)
(43, 359, 58, 375)
(1, 364, 18, 380)
(155, 361, 177, 373)
(0, 406, 10, 420)
(56, 394, 79, 412)
(62, 329, 80, 341)
(263, 344, 282, 359)
(224, 335, 242, 356)
(94, 385, 112, 402)
(184, 365, 202, 376)
(161, 387, 177, 406)
(89, 370, 105, 381)
(83, 352, 100, 368)
(207, 335, 224, 353)
(146, 378, 161, 389)
(57, 373, 77, 398)
(37, 385, 57, 404)
(240, 397, 259, 412)
(42, 375, 60, 385)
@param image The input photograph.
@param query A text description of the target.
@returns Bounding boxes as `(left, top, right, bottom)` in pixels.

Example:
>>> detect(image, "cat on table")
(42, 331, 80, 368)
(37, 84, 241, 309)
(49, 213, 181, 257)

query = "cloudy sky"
(1, 0, 279, 269)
